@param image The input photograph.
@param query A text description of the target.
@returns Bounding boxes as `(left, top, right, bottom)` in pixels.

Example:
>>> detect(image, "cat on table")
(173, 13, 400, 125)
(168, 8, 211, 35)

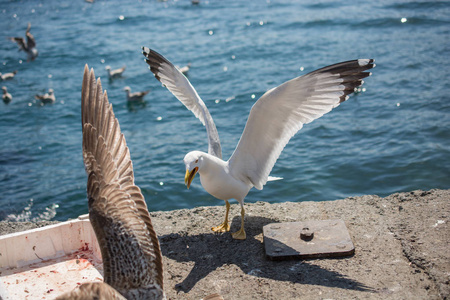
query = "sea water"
(0, 0, 449, 221)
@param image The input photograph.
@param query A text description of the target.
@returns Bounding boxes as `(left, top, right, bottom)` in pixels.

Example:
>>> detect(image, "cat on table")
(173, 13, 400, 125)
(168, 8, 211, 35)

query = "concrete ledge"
(1, 189, 449, 299)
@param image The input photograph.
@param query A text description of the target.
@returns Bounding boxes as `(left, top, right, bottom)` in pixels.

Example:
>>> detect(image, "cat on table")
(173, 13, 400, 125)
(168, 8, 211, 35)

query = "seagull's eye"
(195, 159, 199, 163)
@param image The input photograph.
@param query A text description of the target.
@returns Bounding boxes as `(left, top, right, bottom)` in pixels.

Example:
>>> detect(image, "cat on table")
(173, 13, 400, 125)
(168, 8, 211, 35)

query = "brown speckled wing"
(55, 282, 127, 300)
(81, 65, 164, 299)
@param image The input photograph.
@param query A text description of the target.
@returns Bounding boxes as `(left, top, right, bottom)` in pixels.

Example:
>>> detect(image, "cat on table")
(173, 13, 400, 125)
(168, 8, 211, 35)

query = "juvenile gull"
(8, 23, 38, 62)
(35, 88, 55, 104)
(105, 65, 126, 80)
(2, 86, 12, 104)
(124, 86, 150, 102)
(57, 65, 165, 299)
(143, 47, 375, 240)
(0, 70, 18, 81)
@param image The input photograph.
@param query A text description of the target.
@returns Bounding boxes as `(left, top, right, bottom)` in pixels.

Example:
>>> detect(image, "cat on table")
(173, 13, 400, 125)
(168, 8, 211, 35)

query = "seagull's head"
(105, 66, 111, 71)
(184, 151, 204, 189)
(123, 86, 131, 92)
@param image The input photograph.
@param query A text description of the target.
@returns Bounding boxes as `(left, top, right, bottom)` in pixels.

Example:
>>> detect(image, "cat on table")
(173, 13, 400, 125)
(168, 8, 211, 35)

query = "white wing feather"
(142, 47, 222, 159)
(228, 59, 375, 190)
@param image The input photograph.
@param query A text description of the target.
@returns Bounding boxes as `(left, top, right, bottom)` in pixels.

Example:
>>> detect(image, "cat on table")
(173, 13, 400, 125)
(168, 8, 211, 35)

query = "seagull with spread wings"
(8, 23, 38, 62)
(142, 47, 374, 240)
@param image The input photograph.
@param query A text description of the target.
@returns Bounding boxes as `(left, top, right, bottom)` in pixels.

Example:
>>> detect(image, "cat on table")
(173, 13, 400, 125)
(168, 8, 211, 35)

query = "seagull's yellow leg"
(211, 200, 230, 232)
(231, 204, 246, 240)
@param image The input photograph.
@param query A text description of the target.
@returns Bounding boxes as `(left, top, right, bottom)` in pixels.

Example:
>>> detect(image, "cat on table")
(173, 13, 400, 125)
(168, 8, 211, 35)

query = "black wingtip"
(307, 58, 376, 103)
(357, 58, 375, 71)
(142, 47, 172, 84)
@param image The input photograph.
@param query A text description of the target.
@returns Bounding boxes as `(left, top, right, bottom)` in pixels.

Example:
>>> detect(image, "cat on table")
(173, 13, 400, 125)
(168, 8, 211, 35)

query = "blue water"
(0, 0, 449, 222)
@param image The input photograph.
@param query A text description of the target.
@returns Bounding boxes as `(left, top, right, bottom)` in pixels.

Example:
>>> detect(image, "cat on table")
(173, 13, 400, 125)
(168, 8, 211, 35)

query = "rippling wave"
(0, 0, 448, 221)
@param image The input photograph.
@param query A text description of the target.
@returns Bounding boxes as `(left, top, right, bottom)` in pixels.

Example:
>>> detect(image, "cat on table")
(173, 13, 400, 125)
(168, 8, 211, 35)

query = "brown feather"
(55, 282, 126, 300)
(81, 65, 164, 299)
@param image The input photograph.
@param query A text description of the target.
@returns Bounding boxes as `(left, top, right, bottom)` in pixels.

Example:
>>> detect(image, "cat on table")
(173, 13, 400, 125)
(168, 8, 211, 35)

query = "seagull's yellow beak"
(184, 167, 198, 189)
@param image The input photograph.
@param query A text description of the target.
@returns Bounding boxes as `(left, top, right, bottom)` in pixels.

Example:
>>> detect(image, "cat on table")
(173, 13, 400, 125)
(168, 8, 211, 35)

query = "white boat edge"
(0, 214, 102, 299)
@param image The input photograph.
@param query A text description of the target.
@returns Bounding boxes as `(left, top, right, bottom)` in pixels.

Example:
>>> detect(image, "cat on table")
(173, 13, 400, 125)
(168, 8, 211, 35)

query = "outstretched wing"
(25, 22, 36, 49)
(81, 65, 164, 299)
(142, 47, 222, 159)
(228, 59, 375, 190)
(8, 37, 26, 52)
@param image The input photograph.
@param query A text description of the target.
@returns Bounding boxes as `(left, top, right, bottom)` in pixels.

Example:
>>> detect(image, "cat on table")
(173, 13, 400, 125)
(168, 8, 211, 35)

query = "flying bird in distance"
(8, 23, 38, 62)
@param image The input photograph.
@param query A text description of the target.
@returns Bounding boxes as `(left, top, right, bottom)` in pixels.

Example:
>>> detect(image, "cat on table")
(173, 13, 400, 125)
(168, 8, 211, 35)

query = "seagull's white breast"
(198, 157, 251, 202)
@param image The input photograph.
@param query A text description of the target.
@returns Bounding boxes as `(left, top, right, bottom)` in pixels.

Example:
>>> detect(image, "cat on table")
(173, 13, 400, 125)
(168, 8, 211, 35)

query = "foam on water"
(4, 199, 59, 222)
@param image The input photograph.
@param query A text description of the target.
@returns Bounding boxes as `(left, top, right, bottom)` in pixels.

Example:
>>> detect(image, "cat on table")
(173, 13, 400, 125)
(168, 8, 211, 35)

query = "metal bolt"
(300, 227, 314, 241)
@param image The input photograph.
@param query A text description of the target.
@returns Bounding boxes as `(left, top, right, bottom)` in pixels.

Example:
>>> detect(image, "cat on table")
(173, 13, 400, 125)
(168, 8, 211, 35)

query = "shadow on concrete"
(159, 215, 374, 293)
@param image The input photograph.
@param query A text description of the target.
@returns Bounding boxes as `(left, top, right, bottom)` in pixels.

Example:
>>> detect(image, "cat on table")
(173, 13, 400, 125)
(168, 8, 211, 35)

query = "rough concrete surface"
(1, 189, 449, 300)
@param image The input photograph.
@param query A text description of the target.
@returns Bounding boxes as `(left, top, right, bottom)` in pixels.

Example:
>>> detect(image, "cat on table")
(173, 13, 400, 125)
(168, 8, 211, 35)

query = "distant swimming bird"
(124, 86, 150, 102)
(177, 63, 191, 75)
(143, 47, 375, 240)
(35, 88, 55, 104)
(0, 70, 18, 81)
(8, 23, 38, 62)
(105, 65, 126, 80)
(2, 86, 12, 104)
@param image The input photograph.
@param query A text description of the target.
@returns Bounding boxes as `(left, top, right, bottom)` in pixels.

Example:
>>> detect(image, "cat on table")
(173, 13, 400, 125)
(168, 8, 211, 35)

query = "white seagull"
(142, 47, 375, 240)
(35, 88, 55, 104)
(124, 86, 150, 102)
(105, 65, 126, 80)
(2, 86, 12, 104)
(8, 23, 38, 62)
(0, 70, 18, 81)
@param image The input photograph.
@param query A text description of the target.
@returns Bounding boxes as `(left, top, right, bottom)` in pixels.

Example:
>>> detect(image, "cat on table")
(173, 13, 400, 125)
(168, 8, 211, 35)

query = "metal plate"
(263, 219, 354, 260)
